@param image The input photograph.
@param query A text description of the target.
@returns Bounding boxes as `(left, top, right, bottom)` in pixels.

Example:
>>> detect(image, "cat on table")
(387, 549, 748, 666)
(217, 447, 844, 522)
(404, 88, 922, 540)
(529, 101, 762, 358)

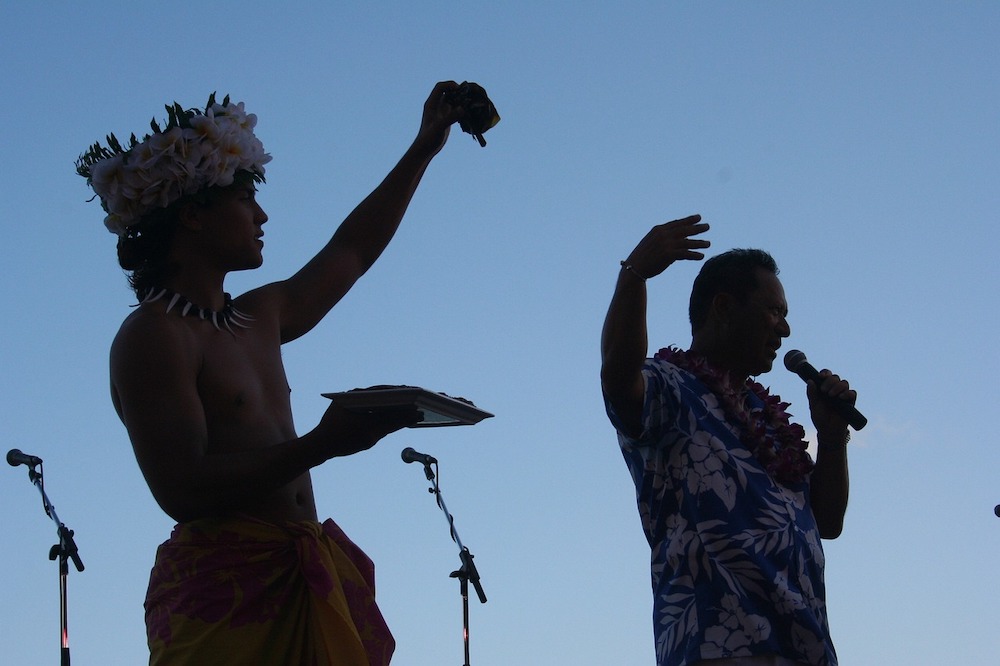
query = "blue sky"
(2, 3, 998, 664)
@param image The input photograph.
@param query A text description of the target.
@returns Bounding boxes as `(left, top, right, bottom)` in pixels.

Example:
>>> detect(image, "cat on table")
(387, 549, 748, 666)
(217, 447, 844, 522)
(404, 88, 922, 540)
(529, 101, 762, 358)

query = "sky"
(2, 2, 998, 664)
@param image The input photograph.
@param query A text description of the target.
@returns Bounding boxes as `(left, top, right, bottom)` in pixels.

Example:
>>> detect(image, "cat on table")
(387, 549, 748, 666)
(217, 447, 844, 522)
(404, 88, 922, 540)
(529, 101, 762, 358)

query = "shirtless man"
(79, 82, 469, 665)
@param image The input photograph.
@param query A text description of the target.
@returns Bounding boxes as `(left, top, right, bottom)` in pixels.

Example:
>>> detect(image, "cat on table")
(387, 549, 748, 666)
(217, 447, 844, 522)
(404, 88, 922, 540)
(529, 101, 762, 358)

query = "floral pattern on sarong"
(145, 516, 394, 666)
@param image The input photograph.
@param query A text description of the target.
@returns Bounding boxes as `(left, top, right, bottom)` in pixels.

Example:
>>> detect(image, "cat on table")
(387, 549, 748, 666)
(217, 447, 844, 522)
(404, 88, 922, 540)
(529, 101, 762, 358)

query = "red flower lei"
(655, 346, 815, 485)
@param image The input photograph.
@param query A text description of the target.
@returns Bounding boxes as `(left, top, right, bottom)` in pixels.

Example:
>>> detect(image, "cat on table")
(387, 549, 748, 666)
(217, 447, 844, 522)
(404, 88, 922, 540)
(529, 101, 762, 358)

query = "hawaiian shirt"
(606, 357, 837, 666)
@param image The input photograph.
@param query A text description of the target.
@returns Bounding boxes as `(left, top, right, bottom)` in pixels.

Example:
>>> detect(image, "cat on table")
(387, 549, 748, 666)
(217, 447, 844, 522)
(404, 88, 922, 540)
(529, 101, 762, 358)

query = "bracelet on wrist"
(817, 430, 850, 452)
(620, 261, 647, 281)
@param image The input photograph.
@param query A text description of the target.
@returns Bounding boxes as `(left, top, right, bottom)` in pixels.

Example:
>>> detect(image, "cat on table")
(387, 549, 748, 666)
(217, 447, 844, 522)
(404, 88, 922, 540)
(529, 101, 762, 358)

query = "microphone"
(783, 350, 868, 431)
(7, 448, 43, 468)
(401, 447, 437, 466)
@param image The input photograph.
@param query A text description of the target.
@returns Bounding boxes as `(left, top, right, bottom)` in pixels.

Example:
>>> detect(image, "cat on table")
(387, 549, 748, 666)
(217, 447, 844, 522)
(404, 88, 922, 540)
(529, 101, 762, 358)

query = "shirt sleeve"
(604, 358, 681, 448)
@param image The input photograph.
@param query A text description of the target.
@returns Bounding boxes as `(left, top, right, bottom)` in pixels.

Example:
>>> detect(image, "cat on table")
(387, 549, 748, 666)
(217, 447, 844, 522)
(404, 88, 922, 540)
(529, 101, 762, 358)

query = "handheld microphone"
(7, 448, 43, 468)
(401, 447, 437, 466)
(783, 350, 868, 431)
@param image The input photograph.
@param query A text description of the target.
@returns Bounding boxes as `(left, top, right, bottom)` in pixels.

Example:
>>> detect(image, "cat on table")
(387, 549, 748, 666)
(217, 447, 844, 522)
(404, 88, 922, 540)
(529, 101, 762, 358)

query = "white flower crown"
(76, 93, 271, 237)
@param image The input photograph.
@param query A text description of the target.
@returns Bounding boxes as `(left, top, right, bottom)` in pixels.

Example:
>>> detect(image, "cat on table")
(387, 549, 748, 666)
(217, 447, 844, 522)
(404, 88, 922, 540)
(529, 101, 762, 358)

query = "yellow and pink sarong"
(144, 516, 394, 665)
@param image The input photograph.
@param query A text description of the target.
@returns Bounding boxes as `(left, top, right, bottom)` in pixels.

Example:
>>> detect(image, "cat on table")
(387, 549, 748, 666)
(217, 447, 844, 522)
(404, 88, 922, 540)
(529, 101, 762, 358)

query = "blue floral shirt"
(606, 357, 837, 666)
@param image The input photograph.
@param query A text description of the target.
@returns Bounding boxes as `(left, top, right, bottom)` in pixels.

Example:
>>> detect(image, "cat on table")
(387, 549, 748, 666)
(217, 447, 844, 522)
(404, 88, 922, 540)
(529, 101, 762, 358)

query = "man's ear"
(710, 292, 737, 325)
(176, 201, 204, 232)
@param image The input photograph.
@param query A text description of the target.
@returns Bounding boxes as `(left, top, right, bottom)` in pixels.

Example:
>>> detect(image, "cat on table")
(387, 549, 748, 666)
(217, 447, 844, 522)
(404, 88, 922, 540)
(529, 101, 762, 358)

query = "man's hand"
(622, 215, 710, 281)
(312, 402, 422, 460)
(807, 369, 858, 438)
(413, 80, 466, 157)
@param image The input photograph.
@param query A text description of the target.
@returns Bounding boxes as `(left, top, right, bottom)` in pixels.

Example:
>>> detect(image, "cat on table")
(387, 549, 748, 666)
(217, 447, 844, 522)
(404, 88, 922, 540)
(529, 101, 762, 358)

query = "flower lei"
(76, 93, 271, 237)
(655, 346, 815, 485)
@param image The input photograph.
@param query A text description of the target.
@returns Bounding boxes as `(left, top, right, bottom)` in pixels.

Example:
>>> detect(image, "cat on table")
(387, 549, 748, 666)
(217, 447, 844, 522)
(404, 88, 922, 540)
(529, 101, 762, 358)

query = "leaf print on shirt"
(684, 430, 739, 510)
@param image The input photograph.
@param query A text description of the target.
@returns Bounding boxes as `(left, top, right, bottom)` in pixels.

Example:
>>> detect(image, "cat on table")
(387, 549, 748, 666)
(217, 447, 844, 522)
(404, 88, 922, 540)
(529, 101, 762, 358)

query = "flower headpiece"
(76, 93, 271, 237)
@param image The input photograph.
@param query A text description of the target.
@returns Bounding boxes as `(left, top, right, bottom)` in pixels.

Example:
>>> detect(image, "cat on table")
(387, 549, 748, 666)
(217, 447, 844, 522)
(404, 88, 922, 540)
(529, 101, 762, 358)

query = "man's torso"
(112, 293, 319, 523)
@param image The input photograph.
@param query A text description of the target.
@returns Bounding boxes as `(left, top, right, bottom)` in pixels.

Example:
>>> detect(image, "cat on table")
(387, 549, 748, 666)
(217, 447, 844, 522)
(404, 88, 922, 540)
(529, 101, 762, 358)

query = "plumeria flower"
(77, 94, 271, 235)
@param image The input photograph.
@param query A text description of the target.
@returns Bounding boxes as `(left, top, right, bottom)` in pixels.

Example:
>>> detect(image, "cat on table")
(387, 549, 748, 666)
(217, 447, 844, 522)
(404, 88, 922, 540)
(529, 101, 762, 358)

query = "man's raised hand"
(623, 215, 710, 281)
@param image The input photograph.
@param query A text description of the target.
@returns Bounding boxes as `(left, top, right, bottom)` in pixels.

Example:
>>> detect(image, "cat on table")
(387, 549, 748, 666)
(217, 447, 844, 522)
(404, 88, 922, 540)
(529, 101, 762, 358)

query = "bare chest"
(196, 329, 295, 451)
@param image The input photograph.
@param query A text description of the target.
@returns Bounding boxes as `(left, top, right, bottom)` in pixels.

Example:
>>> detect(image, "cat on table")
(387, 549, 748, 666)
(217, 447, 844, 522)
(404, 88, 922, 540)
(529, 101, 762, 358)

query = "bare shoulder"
(111, 306, 200, 377)
(109, 305, 211, 420)
(111, 284, 280, 365)
(231, 280, 303, 341)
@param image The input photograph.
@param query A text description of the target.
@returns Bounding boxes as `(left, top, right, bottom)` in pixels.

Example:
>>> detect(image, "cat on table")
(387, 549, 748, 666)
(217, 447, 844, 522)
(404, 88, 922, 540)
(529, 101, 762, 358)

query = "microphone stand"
(411, 457, 487, 666)
(13, 459, 85, 666)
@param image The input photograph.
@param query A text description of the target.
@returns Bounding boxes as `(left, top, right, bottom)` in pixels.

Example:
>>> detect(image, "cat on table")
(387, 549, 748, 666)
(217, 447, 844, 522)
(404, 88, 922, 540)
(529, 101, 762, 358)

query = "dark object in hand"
(446, 82, 500, 147)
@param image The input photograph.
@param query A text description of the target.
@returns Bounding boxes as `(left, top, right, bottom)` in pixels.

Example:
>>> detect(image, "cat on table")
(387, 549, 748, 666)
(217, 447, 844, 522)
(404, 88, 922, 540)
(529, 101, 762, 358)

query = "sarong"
(144, 516, 394, 665)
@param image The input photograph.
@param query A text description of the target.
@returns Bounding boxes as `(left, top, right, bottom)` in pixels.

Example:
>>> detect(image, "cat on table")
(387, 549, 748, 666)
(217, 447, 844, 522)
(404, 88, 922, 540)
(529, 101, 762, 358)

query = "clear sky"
(2, 2, 998, 665)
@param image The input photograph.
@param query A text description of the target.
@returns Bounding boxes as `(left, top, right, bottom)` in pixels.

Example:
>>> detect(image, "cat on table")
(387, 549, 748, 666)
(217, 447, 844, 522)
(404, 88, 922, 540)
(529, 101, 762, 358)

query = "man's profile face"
(725, 268, 790, 377)
(198, 183, 269, 271)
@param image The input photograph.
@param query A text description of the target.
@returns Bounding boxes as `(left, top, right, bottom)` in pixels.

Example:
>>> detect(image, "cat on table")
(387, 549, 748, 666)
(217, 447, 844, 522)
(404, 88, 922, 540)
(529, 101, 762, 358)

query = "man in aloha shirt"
(601, 216, 855, 666)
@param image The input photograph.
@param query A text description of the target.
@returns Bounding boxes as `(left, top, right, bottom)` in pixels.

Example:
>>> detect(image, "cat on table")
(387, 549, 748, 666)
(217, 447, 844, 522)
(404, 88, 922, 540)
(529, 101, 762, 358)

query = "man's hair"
(117, 203, 181, 297)
(117, 171, 256, 298)
(688, 248, 779, 333)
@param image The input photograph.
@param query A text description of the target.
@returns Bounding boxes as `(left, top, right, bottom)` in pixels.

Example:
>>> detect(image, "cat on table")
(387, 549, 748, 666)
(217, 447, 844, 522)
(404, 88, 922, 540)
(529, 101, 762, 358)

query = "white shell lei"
(139, 287, 255, 333)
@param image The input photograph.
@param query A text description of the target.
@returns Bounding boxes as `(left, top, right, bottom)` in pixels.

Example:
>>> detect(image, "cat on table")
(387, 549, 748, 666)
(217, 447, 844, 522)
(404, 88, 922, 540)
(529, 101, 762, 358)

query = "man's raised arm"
(601, 215, 709, 436)
(270, 81, 467, 342)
